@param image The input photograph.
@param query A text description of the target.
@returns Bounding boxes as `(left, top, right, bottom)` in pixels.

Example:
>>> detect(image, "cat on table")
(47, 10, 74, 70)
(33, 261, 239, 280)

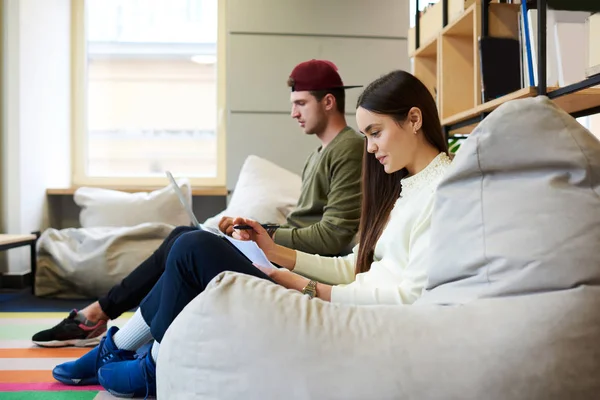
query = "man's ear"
(407, 107, 423, 132)
(323, 93, 336, 112)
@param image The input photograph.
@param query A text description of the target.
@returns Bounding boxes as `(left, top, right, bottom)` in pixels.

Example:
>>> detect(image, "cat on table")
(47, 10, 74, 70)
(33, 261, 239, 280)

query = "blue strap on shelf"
(521, 1, 536, 87)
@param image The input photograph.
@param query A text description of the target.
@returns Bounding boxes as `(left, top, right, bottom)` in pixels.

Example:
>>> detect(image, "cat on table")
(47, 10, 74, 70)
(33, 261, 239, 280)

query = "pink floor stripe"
(0, 382, 103, 392)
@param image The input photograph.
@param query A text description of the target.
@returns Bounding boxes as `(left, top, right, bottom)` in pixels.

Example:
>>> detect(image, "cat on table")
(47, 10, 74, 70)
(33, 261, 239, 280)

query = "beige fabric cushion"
(158, 272, 600, 400)
(74, 179, 193, 228)
(418, 96, 600, 305)
(203, 155, 301, 228)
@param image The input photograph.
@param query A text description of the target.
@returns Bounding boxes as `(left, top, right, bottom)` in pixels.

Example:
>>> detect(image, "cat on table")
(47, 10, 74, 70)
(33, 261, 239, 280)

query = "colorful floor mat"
(0, 312, 136, 399)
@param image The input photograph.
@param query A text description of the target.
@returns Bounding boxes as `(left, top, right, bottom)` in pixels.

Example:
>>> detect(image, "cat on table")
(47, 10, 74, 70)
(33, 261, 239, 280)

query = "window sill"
(46, 186, 228, 196)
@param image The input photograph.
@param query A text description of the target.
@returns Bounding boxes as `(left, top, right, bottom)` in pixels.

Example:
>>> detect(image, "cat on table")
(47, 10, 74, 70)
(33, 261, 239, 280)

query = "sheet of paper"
(199, 224, 225, 237)
(223, 235, 275, 269)
(197, 223, 274, 268)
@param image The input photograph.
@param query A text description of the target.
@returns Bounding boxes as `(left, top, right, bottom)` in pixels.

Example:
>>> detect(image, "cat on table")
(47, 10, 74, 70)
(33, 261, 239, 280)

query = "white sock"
(113, 309, 153, 351)
(151, 340, 160, 363)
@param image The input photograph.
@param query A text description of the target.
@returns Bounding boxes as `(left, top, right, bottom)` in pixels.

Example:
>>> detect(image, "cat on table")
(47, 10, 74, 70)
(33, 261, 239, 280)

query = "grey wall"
(225, 0, 410, 189)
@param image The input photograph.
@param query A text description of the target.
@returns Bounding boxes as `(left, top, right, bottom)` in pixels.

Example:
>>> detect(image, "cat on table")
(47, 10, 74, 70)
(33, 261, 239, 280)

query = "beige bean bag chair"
(157, 97, 600, 399)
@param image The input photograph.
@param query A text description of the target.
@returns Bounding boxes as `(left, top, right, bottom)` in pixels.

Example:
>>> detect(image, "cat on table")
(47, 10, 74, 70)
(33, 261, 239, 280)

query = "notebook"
(479, 37, 522, 102)
(166, 171, 274, 268)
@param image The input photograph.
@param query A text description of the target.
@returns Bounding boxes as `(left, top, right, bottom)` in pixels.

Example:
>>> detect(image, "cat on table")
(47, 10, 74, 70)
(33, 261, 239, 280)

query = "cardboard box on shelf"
(408, 0, 475, 54)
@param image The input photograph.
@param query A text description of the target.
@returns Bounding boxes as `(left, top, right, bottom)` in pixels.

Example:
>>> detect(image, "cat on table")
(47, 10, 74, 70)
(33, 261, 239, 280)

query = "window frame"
(70, 0, 227, 187)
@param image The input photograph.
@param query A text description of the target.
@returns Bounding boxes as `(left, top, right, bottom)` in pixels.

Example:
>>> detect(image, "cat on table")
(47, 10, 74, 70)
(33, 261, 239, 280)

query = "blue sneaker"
(98, 350, 156, 398)
(52, 326, 135, 386)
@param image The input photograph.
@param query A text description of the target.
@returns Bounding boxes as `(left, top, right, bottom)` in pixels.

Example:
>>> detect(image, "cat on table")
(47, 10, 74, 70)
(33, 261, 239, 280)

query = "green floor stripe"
(0, 326, 48, 340)
(0, 391, 98, 400)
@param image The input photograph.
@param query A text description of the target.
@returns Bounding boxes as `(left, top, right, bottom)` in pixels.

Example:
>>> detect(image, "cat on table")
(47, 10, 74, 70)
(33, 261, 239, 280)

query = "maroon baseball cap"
(287, 59, 362, 92)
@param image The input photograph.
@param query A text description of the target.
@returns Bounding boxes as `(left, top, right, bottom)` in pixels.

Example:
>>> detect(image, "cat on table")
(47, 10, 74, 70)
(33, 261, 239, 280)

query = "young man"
(33, 59, 365, 348)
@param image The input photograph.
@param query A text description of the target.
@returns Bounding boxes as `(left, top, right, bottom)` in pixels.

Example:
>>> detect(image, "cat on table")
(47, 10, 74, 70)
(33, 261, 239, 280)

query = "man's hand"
(218, 216, 235, 236)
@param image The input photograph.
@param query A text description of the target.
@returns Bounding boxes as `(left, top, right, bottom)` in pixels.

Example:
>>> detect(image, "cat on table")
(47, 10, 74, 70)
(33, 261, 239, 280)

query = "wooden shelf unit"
(441, 86, 600, 132)
(409, 0, 600, 135)
(441, 86, 536, 130)
(412, 35, 438, 101)
(412, 1, 520, 122)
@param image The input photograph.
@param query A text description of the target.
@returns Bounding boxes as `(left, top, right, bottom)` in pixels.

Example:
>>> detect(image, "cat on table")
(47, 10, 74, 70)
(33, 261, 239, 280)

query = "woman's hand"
(232, 218, 298, 270)
(231, 218, 277, 256)
(254, 264, 332, 301)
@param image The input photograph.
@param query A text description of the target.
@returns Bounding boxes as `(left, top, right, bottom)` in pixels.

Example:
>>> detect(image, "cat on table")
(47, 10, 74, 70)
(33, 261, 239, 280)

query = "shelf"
(436, 1, 520, 121)
(442, 87, 537, 126)
(442, 86, 600, 132)
(547, 73, 600, 99)
(412, 34, 439, 100)
(552, 87, 600, 115)
(410, 34, 438, 58)
(440, 2, 519, 38)
(410, 0, 600, 136)
(46, 186, 228, 196)
(0, 234, 37, 247)
(439, 3, 477, 121)
(441, 4, 475, 37)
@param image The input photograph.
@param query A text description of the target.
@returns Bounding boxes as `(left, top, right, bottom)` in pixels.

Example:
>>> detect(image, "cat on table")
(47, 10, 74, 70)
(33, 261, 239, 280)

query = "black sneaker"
(32, 309, 107, 348)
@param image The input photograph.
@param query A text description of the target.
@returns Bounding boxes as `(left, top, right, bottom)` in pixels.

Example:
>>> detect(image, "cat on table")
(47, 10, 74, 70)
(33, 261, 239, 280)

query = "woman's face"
(356, 107, 420, 174)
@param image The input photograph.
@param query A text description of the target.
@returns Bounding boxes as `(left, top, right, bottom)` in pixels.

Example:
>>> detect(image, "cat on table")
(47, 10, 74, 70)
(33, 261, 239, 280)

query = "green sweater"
(274, 127, 364, 256)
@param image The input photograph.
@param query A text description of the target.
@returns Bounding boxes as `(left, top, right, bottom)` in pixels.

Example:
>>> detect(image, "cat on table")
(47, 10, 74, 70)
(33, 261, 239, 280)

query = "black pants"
(139, 230, 272, 342)
(98, 226, 197, 320)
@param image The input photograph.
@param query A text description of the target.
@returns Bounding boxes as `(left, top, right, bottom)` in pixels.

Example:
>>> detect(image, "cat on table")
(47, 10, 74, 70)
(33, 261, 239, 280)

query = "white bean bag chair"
(35, 223, 175, 299)
(35, 178, 194, 298)
(157, 97, 600, 399)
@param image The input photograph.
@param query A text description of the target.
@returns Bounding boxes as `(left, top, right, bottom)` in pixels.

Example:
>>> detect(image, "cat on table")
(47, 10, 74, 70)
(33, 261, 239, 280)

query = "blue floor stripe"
(0, 289, 95, 312)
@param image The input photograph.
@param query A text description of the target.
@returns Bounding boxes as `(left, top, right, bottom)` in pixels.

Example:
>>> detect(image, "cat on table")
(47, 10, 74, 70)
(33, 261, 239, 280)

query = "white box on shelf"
(586, 13, 600, 77)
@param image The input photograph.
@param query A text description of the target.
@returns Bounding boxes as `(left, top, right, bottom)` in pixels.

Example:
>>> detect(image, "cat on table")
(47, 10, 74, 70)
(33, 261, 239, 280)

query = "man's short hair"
(309, 89, 345, 114)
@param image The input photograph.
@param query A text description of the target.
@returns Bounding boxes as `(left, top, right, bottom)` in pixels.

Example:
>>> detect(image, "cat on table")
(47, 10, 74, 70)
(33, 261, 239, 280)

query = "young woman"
(53, 70, 452, 398)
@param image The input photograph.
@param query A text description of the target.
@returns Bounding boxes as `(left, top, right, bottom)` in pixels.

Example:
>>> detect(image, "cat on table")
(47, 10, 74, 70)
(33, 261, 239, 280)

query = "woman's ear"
(407, 107, 423, 132)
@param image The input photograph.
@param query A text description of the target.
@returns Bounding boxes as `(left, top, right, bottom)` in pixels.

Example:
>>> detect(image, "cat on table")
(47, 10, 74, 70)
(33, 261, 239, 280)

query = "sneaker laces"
(55, 310, 79, 327)
(95, 336, 110, 368)
(95, 334, 128, 367)
(144, 377, 150, 400)
(138, 353, 152, 400)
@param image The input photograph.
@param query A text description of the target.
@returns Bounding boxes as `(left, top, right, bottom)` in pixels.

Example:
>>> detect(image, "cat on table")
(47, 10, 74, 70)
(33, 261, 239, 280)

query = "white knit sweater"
(293, 152, 452, 305)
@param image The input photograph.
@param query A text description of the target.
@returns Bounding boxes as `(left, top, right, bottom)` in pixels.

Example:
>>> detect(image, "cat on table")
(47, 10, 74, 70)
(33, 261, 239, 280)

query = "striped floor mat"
(0, 312, 136, 399)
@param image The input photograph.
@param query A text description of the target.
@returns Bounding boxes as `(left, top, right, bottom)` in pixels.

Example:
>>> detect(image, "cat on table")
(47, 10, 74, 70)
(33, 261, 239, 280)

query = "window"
(72, 0, 225, 186)
(409, 0, 439, 27)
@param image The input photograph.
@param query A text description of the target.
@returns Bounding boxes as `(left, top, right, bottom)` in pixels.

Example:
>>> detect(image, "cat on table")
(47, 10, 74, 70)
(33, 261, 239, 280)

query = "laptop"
(165, 171, 274, 268)
(166, 171, 223, 236)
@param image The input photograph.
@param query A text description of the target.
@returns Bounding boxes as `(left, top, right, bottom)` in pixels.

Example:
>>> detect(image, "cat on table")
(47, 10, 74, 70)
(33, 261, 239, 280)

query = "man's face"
(290, 91, 327, 135)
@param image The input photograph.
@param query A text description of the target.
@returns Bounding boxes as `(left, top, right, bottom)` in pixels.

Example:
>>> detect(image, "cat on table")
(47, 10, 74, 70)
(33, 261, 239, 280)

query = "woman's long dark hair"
(355, 70, 448, 274)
